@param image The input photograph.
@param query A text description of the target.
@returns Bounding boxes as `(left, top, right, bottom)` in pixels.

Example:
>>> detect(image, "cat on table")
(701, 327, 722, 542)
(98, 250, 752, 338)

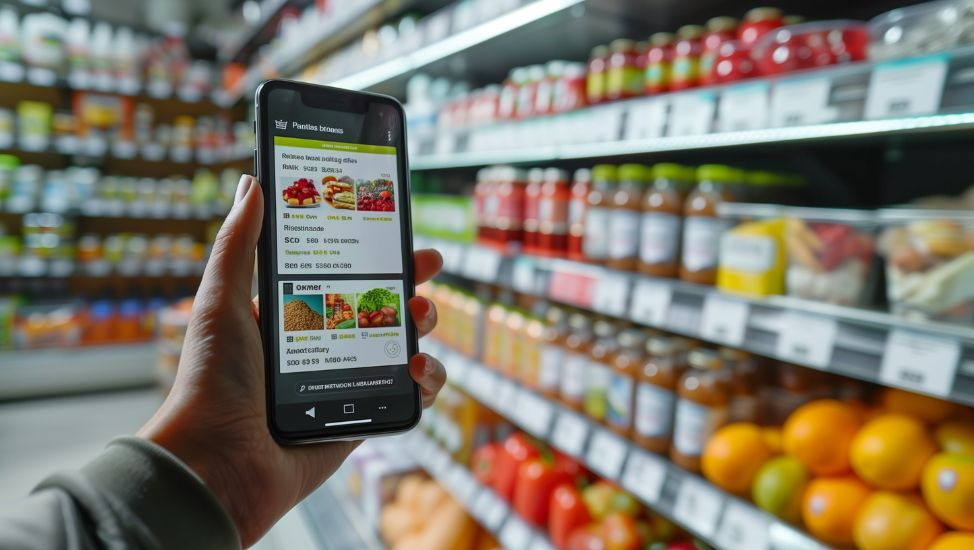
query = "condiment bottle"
(721, 348, 763, 423)
(643, 32, 674, 95)
(700, 17, 738, 86)
(672, 25, 704, 91)
(680, 164, 736, 284)
(483, 302, 508, 371)
(463, 292, 484, 359)
(553, 62, 588, 113)
(586, 45, 610, 105)
(538, 306, 568, 400)
(639, 163, 692, 277)
(537, 167, 570, 256)
(584, 319, 620, 423)
(634, 336, 684, 454)
(606, 328, 647, 437)
(523, 167, 544, 254)
(494, 166, 527, 249)
(605, 39, 642, 101)
(534, 60, 563, 116)
(606, 163, 648, 271)
(671, 348, 729, 472)
(738, 7, 784, 47)
(583, 164, 618, 265)
(502, 307, 526, 378)
(516, 65, 545, 119)
(498, 67, 526, 120)
(474, 167, 495, 243)
(521, 302, 547, 388)
(560, 313, 593, 411)
(567, 168, 591, 261)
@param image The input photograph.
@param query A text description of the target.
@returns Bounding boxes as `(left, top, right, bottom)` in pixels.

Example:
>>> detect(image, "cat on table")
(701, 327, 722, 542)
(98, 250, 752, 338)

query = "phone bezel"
(255, 79, 421, 445)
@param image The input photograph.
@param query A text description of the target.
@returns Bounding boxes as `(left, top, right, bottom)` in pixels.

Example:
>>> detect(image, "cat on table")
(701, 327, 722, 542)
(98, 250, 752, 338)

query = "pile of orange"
(699, 388, 974, 549)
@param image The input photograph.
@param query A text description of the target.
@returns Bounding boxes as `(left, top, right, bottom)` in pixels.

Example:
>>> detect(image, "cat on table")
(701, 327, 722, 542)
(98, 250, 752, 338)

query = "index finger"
(414, 249, 443, 285)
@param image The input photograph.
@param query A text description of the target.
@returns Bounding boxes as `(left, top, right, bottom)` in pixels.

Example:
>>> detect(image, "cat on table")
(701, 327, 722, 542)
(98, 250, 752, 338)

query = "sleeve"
(0, 437, 241, 550)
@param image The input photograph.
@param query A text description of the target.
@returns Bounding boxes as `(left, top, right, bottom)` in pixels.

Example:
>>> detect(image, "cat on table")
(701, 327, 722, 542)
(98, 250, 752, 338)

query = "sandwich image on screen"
(322, 176, 355, 210)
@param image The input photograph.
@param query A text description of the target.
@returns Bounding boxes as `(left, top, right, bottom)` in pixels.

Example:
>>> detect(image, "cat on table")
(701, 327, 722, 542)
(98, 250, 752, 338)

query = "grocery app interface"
(264, 88, 414, 431)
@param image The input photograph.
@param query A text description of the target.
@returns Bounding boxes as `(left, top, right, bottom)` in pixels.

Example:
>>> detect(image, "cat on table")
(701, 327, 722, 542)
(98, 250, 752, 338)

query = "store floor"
(0, 389, 318, 549)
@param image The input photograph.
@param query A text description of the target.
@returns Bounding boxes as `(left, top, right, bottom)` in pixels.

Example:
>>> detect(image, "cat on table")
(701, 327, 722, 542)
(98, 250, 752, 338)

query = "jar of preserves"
(483, 302, 509, 371)
(521, 303, 546, 388)
(560, 313, 593, 411)
(538, 306, 568, 399)
(537, 167, 570, 256)
(583, 165, 618, 264)
(523, 167, 544, 254)
(680, 164, 736, 284)
(516, 65, 546, 119)
(502, 307, 526, 378)
(534, 60, 563, 116)
(700, 17, 738, 86)
(606, 164, 649, 271)
(768, 362, 830, 424)
(498, 67, 526, 120)
(671, 348, 729, 472)
(639, 163, 692, 277)
(721, 348, 763, 423)
(634, 336, 685, 454)
(738, 7, 784, 47)
(567, 168, 591, 261)
(586, 45, 610, 105)
(584, 319, 620, 423)
(553, 62, 587, 113)
(474, 167, 495, 243)
(643, 32, 674, 95)
(605, 39, 642, 101)
(494, 166, 527, 248)
(672, 25, 704, 91)
(606, 328, 647, 437)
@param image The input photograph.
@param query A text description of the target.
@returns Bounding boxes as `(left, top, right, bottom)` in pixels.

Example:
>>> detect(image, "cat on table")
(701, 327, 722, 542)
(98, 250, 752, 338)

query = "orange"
(802, 476, 872, 546)
(921, 452, 974, 530)
(880, 388, 957, 424)
(783, 399, 861, 476)
(935, 421, 974, 456)
(853, 491, 943, 550)
(928, 532, 974, 550)
(702, 423, 774, 495)
(851, 413, 937, 490)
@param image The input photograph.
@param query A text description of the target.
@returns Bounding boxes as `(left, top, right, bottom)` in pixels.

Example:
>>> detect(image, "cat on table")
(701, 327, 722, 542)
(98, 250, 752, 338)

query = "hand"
(137, 175, 446, 546)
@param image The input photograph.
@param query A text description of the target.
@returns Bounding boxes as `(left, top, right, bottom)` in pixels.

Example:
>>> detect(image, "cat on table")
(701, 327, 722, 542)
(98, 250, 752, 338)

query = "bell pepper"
(549, 483, 593, 550)
(471, 443, 499, 485)
(554, 451, 590, 485)
(491, 432, 540, 501)
(602, 512, 642, 550)
(514, 458, 572, 527)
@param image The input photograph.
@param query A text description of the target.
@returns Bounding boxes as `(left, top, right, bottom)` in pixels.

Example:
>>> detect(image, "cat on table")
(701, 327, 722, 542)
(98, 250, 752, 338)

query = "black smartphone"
(254, 79, 421, 444)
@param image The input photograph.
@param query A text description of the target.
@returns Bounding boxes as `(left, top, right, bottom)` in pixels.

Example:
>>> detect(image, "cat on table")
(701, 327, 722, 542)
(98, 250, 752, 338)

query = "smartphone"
(255, 80, 420, 444)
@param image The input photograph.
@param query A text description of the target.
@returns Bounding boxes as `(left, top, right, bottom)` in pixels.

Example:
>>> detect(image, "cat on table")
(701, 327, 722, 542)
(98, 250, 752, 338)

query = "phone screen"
(258, 84, 419, 440)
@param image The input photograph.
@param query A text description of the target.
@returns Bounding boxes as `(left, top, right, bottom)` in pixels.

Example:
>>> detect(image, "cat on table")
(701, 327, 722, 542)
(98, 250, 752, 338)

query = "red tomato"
(549, 484, 593, 550)
(513, 459, 572, 527)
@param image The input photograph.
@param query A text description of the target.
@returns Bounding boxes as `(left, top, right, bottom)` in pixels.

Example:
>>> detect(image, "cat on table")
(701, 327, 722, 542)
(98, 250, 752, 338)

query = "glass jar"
(553, 62, 588, 113)
(634, 336, 684, 454)
(538, 306, 568, 400)
(700, 16, 738, 86)
(680, 164, 737, 285)
(502, 308, 526, 378)
(560, 313, 593, 411)
(494, 167, 527, 247)
(537, 167, 570, 256)
(607, 328, 647, 437)
(567, 168, 591, 261)
(474, 167, 495, 243)
(534, 60, 563, 116)
(671, 348, 730, 472)
(586, 45, 610, 105)
(607, 164, 649, 271)
(584, 319, 620, 423)
(583, 164, 618, 264)
(672, 25, 704, 91)
(738, 7, 784, 47)
(721, 348, 763, 423)
(483, 302, 508, 371)
(523, 167, 544, 254)
(643, 32, 674, 95)
(605, 39, 642, 101)
(522, 303, 546, 388)
(516, 65, 546, 119)
(498, 67, 525, 120)
(639, 163, 693, 278)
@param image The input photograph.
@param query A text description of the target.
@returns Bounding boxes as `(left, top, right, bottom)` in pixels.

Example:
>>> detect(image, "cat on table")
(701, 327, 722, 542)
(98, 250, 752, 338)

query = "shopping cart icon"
(275, 119, 288, 130)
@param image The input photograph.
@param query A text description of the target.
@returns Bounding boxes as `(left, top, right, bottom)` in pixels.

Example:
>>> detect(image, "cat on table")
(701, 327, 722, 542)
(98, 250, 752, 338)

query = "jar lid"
(569, 312, 591, 330)
(706, 16, 738, 32)
(593, 319, 617, 338)
(527, 167, 545, 183)
(653, 163, 686, 181)
(543, 167, 569, 182)
(618, 163, 648, 183)
(745, 7, 783, 21)
(646, 336, 675, 356)
(590, 44, 610, 58)
(526, 65, 546, 79)
(592, 164, 618, 182)
(696, 164, 735, 182)
(609, 38, 636, 51)
(619, 328, 647, 349)
(677, 25, 704, 39)
(688, 348, 723, 369)
(545, 60, 567, 76)
(573, 168, 592, 182)
(0, 154, 20, 170)
(649, 32, 674, 46)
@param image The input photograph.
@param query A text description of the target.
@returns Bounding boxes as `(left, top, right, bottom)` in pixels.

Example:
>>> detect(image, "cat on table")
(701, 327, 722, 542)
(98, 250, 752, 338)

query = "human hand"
(137, 175, 445, 546)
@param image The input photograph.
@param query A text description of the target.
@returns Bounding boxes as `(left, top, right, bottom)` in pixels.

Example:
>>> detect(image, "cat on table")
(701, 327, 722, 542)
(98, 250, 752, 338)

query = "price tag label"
(468, 365, 499, 404)
(516, 392, 555, 437)
(438, 242, 465, 274)
(463, 246, 502, 282)
(453, 468, 479, 506)
(672, 478, 725, 538)
(775, 311, 838, 369)
(865, 55, 948, 120)
(512, 257, 536, 294)
(700, 295, 750, 346)
(718, 82, 770, 132)
(668, 91, 717, 137)
(592, 272, 631, 317)
(430, 447, 452, 477)
(630, 279, 673, 327)
(620, 449, 667, 504)
(770, 77, 834, 127)
(585, 429, 629, 479)
(495, 378, 521, 417)
(715, 501, 771, 550)
(548, 269, 597, 309)
(499, 516, 534, 550)
(880, 329, 960, 397)
(551, 411, 589, 457)
(482, 491, 509, 531)
(624, 97, 668, 140)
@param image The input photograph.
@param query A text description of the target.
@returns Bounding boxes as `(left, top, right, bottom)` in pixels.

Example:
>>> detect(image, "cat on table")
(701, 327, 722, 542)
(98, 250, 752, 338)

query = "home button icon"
(343, 403, 355, 414)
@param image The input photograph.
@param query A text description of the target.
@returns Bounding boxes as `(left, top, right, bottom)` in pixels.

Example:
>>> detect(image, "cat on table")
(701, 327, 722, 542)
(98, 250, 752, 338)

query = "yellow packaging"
(717, 217, 787, 297)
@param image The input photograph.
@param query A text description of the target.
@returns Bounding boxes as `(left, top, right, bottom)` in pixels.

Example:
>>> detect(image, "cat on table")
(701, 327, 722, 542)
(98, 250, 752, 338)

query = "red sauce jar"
(498, 68, 525, 121)
(672, 25, 704, 91)
(586, 45, 610, 105)
(605, 39, 642, 101)
(643, 32, 674, 95)
(553, 62, 587, 113)
(567, 168, 590, 261)
(700, 17, 738, 86)
(537, 167, 570, 256)
(710, 39, 758, 84)
(516, 65, 546, 120)
(738, 7, 784, 48)
(494, 166, 526, 248)
(474, 167, 494, 243)
(523, 168, 544, 254)
(534, 61, 563, 117)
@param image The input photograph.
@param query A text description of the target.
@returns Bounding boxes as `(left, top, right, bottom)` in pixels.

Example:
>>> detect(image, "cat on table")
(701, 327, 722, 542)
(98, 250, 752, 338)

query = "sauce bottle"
(516, 65, 545, 119)
(567, 168, 591, 261)
(523, 167, 544, 254)
(738, 7, 784, 48)
(605, 39, 642, 101)
(672, 25, 704, 91)
(537, 167, 570, 256)
(606, 163, 648, 272)
(634, 336, 684, 454)
(502, 307, 526, 379)
(586, 45, 610, 105)
(680, 164, 736, 285)
(538, 306, 568, 400)
(671, 348, 730, 472)
(583, 165, 618, 265)
(521, 302, 546, 388)
(498, 67, 526, 120)
(494, 166, 527, 249)
(483, 302, 508, 371)
(643, 32, 674, 95)
(474, 167, 495, 243)
(700, 17, 738, 86)
(639, 163, 692, 278)
(607, 328, 647, 437)
(584, 319, 620, 423)
(553, 62, 588, 113)
(560, 313, 593, 411)
(721, 347, 763, 423)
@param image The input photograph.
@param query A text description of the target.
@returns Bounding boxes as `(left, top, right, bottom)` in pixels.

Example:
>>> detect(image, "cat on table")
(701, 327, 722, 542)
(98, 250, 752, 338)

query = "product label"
(606, 372, 634, 429)
(634, 383, 676, 438)
(538, 344, 565, 392)
(640, 212, 682, 264)
(560, 352, 588, 400)
(607, 209, 641, 259)
(673, 399, 728, 456)
(538, 197, 569, 233)
(607, 67, 643, 97)
(719, 234, 776, 273)
(568, 197, 586, 227)
(682, 217, 729, 272)
(584, 360, 613, 420)
(583, 207, 611, 260)
(645, 63, 671, 88)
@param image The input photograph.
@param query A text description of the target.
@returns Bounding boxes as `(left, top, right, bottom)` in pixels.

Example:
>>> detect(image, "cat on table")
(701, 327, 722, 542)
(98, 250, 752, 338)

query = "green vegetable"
(357, 288, 398, 312)
(335, 319, 356, 330)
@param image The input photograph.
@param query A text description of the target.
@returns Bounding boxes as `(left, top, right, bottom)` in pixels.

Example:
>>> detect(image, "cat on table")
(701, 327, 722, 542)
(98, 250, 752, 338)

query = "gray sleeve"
(0, 437, 240, 550)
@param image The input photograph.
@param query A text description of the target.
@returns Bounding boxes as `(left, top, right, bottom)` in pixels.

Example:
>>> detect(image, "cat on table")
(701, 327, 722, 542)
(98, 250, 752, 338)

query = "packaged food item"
(14, 302, 82, 349)
(17, 101, 53, 150)
(639, 163, 693, 277)
(552, 62, 587, 113)
(498, 67, 525, 120)
(483, 302, 509, 371)
(643, 32, 675, 94)
(605, 39, 643, 101)
(0, 108, 13, 147)
(721, 348, 764, 423)
(680, 165, 738, 284)
(0, 7, 19, 64)
(0, 154, 19, 206)
(583, 165, 618, 264)
(586, 45, 610, 105)
(672, 25, 704, 90)
(785, 207, 876, 306)
(523, 168, 544, 254)
(878, 209, 974, 324)
(494, 167, 526, 247)
(709, 39, 759, 84)
(521, 304, 545, 388)
(501, 307, 526, 378)
(716, 203, 788, 298)
(474, 167, 495, 242)
(567, 168, 591, 261)
(583, 319, 620, 423)
(634, 336, 685, 454)
(533, 61, 562, 116)
(700, 17, 738, 86)
(538, 306, 568, 399)
(537, 168, 570, 256)
(21, 12, 66, 71)
(606, 328, 647, 437)
(606, 164, 649, 271)
(671, 348, 730, 472)
(869, 0, 974, 61)
(738, 7, 785, 47)
(560, 312, 593, 411)
(752, 20, 868, 76)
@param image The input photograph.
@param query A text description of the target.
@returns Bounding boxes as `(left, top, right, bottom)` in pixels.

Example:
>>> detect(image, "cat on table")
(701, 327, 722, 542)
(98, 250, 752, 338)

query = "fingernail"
(234, 175, 254, 205)
(423, 298, 435, 319)
(424, 356, 435, 375)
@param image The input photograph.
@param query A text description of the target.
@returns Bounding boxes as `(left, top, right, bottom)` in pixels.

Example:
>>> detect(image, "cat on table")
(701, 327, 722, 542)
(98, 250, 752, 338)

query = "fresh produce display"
(357, 178, 396, 212)
(325, 294, 355, 330)
(356, 288, 401, 328)
(281, 178, 322, 207)
(321, 176, 355, 210)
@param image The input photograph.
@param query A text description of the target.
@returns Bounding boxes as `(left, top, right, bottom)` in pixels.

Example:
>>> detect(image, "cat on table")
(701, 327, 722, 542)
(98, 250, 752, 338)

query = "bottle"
(721, 348, 763, 423)
(584, 319, 620, 423)
(700, 17, 738, 86)
(643, 32, 674, 95)
(534, 60, 564, 116)
(633, 336, 684, 454)
(606, 164, 648, 271)
(567, 168, 591, 261)
(483, 301, 508, 371)
(560, 313, 593, 411)
(553, 62, 587, 113)
(516, 65, 546, 119)
(537, 167, 570, 256)
(538, 306, 568, 399)
(494, 167, 527, 249)
(680, 165, 736, 284)
(639, 163, 692, 277)
(671, 348, 730, 472)
(738, 7, 784, 48)
(521, 302, 546, 388)
(502, 307, 526, 379)
(523, 167, 544, 254)
(474, 167, 494, 243)
(607, 328, 647, 437)
(498, 68, 526, 120)
(582, 165, 618, 264)
(605, 39, 642, 101)
(672, 25, 704, 91)
(586, 45, 610, 105)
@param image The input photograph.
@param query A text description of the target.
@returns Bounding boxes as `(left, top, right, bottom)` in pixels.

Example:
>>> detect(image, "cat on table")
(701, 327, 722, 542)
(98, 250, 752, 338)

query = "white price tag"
(499, 516, 534, 550)
(0, 61, 24, 82)
(438, 242, 465, 274)
(481, 491, 509, 531)
(700, 294, 750, 346)
(718, 82, 770, 132)
(517, 392, 555, 437)
(430, 448, 452, 477)
(775, 311, 838, 369)
(624, 97, 668, 140)
(495, 379, 521, 416)
(668, 91, 716, 137)
(463, 246, 502, 282)
(551, 411, 589, 457)
(621, 449, 667, 504)
(585, 429, 629, 479)
(865, 55, 948, 120)
(880, 329, 960, 397)
(770, 77, 834, 127)
(672, 478, 725, 538)
(715, 501, 771, 550)
(592, 272, 630, 317)
(453, 468, 479, 506)
(468, 365, 499, 404)
(630, 279, 673, 327)
(512, 257, 536, 293)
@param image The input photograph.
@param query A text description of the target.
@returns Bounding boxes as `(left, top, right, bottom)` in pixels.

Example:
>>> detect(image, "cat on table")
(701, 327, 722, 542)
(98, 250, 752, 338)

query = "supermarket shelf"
(301, 475, 384, 550)
(219, 0, 301, 63)
(416, 236, 974, 407)
(420, 338, 828, 550)
(0, 204, 230, 221)
(401, 429, 556, 550)
(0, 343, 158, 400)
(2, 141, 252, 167)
